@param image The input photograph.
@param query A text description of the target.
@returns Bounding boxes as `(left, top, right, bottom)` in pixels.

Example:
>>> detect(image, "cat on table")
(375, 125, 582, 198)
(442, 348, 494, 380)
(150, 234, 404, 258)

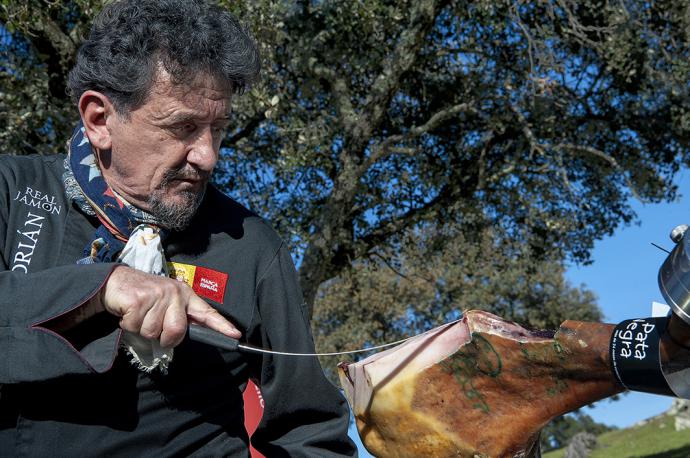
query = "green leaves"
(3, 1, 690, 361)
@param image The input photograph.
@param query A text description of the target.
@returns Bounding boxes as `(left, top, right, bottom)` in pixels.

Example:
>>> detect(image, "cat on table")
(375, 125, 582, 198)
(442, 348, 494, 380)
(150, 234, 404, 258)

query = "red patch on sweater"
(192, 266, 228, 303)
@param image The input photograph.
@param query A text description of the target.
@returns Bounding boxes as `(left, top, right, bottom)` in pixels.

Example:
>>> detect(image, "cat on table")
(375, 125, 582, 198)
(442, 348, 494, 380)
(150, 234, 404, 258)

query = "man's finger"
(187, 294, 242, 339)
(160, 302, 188, 348)
(138, 299, 170, 341)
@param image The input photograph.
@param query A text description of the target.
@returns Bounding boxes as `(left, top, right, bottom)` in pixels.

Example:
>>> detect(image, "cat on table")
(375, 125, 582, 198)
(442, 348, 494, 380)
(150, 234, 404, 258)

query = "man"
(0, 0, 356, 456)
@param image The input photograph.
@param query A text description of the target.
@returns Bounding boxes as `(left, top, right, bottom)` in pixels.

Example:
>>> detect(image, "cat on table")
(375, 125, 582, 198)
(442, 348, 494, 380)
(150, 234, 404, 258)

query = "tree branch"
(510, 2, 536, 81)
(33, 15, 76, 65)
(509, 102, 544, 157)
(368, 251, 412, 282)
(554, 142, 647, 202)
(359, 0, 448, 136)
(223, 112, 264, 146)
(307, 59, 358, 134)
(355, 185, 460, 258)
(554, 0, 620, 48)
(366, 101, 477, 167)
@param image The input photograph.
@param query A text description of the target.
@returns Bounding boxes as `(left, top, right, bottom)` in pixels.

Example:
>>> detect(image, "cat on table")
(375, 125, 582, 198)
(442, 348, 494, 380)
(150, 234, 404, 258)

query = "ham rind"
(338, 310, 622, 458)
(340, 320, 471, 418)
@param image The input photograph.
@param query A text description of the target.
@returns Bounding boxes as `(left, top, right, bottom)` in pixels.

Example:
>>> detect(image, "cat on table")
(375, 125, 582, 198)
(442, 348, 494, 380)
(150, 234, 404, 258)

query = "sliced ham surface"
(338, 310, 622, 457)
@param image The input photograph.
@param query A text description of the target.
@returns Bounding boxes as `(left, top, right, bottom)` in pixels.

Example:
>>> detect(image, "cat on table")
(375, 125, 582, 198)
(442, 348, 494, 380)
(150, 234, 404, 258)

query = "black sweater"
(0, 154, 356, 457)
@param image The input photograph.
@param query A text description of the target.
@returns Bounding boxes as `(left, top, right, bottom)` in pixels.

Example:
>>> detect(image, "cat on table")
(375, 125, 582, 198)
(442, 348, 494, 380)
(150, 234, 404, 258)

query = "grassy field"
(543, 415, 690, 458)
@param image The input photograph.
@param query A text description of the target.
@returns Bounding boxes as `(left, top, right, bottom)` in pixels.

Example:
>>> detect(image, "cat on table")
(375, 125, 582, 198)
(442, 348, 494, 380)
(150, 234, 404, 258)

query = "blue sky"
(566, 170, 690, 428)
(348, 170, 690, 455)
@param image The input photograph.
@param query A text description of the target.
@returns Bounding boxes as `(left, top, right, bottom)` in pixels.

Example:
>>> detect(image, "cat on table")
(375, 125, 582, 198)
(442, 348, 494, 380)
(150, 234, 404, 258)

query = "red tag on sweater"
(192, 266, 228, 303)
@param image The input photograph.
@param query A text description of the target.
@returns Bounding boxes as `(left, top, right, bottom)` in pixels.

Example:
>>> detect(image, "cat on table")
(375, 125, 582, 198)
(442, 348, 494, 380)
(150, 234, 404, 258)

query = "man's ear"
(78, 91, 116, 151)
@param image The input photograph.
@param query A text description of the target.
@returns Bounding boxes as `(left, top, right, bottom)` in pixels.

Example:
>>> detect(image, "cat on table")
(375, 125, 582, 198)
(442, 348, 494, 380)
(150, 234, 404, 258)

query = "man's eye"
(172, 123, 196, 134)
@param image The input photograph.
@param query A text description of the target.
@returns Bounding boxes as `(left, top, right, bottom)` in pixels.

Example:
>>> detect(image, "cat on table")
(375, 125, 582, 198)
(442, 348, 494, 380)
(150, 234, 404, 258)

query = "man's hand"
(99, 265, 241, 348)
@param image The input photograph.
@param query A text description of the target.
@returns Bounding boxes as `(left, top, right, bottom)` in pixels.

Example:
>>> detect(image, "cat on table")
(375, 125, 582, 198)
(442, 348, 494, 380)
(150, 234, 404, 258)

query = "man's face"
(99, 70, 232, 229)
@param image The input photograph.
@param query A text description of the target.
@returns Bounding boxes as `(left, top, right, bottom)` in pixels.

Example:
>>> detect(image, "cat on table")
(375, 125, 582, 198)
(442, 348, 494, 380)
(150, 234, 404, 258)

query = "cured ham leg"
(339, 311, 627, 457)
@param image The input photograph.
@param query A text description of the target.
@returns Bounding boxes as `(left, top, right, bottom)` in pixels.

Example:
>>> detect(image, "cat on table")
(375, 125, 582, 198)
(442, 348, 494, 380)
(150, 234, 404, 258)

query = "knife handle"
(188, 323, 240, 351)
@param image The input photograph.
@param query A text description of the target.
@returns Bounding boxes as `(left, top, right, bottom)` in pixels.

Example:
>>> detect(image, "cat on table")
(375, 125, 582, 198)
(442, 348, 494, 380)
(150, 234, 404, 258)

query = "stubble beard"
(148, 167, 210, 231)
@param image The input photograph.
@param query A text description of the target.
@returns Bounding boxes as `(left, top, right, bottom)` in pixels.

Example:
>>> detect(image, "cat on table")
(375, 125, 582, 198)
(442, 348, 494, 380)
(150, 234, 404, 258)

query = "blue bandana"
(64, 122, 166, 263)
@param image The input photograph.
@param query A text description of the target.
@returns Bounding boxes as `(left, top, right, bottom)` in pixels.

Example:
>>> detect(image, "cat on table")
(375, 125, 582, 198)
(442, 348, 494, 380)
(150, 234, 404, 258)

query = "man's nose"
(187, 127, 218, 172)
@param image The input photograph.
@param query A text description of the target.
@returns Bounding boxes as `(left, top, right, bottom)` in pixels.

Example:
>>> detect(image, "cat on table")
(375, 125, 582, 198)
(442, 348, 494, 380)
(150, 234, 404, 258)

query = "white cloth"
(118, 225, 173, 372)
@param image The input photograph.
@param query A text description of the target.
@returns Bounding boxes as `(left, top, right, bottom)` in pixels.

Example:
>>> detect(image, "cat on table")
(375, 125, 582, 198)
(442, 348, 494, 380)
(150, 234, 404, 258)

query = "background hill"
(544, 401, 690, 458)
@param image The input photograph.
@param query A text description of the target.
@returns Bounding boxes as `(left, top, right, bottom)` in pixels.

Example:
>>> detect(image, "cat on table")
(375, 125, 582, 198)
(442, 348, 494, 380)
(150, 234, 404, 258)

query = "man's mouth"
(170, 178, 207, 192)
(175, 177, 203, 184)
(162, 168, 210, 188)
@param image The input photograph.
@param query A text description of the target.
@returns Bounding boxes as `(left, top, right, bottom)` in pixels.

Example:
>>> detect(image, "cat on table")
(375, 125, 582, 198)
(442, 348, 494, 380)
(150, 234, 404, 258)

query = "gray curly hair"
(68, 0, 260, 115)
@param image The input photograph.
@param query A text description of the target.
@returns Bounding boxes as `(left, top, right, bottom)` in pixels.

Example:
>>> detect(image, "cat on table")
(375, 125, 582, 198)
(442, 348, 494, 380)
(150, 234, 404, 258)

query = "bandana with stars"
(63, 122, 165, 263)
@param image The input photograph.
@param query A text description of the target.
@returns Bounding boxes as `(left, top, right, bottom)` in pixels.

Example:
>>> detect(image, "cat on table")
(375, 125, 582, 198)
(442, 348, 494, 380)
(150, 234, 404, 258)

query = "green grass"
(543, 415, 690, 458)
